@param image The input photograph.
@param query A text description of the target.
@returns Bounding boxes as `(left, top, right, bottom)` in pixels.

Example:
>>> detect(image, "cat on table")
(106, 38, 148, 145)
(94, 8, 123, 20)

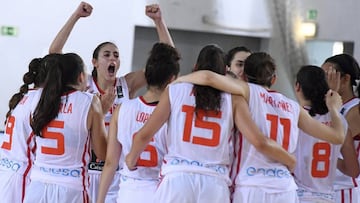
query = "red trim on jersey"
(93, 77, 117, 95)
(139, 96, 158, 106)
(343, 97, 357, 105)
(22, 132, 35, 202)
(81, 134, 91, 203)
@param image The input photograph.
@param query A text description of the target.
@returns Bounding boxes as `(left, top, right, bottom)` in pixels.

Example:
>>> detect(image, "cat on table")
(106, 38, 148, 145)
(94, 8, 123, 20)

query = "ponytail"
(5, 58, 42, 123)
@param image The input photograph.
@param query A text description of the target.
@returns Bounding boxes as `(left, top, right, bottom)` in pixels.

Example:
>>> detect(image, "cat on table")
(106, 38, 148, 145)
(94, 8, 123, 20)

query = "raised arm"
(298, 90, 345, 144)
(124, 4, 174, 95)
(175, 70, 250, 99)
(125, 87, 171, 170)
(97, 105, 122, 203)
(88, 95, 107, 160)
(146, 4, 174, 47)
(232, 95, 296, 171)
(49, 2, 93, 53)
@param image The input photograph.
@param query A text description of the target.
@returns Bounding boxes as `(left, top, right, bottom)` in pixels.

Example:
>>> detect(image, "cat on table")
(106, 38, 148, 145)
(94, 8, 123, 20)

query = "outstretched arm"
(49, 2, 93, 53)
(175, 70, 250, 99)
(125, 87, 171, 170)
(232, 95, 296, 171)
(146, 4, 174, 47)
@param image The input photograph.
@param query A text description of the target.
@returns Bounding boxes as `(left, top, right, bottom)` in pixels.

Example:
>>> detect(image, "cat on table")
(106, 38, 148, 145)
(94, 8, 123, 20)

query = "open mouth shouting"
(107, 62, 117, 76)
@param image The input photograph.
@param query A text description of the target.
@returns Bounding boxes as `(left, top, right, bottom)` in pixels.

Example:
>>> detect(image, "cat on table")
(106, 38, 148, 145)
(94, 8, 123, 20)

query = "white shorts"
(88, 171, 120, 203)
(117, 175, 158, 203)
(233, 186, 299, 203)
(23, 180, 89, 203)
(0, 170, 29, 203)
(335, 187, 360, 203)
(155, 172, 230, 203)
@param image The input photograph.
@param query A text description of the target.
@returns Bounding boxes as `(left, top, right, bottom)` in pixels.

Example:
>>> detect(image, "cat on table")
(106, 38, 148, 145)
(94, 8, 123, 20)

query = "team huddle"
(1, 2, 360, 203)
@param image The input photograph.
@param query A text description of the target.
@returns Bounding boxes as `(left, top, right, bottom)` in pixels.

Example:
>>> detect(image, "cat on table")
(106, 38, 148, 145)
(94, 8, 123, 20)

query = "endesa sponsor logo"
(246, 166, 291, 178)
(0, 158, 21, 172)
(40, 166, 81, 178)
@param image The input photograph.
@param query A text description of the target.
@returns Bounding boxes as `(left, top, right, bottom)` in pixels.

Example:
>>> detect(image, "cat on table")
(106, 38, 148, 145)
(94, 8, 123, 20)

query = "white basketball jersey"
(86, 75, 130, 172)
(234, 83, 300, 193)
(294, 108, 346, 194)
(334, 97, 360, 190)
(30, 90, 93, 191)
(161, 83, 234, 184)
(117, 96, 167, 180)
(0, 89, 38, 175)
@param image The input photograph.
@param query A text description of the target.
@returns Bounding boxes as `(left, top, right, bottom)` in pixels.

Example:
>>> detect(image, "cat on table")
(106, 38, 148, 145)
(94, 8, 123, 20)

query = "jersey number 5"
(182, 105, 222, 147)
(41, 120, 65, 155)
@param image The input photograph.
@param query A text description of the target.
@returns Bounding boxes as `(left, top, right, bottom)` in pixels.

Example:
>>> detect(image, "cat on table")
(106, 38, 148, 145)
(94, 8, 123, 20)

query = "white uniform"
(334, 98, 360, 203)
(23, 90, 93, 203)
(156, 83, 234, 203)
(116, 96, 167, 203)
(294, 107, 347, 203)
(232, 83, 300, 203)
(87, 75, 130, 202)
(0, 90, 37, 203)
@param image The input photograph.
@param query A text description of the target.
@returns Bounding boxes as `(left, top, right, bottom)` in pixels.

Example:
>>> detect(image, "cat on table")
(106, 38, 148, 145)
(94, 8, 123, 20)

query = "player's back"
(234, 83, 300, 192)
(0, 89, 38, 169)
(30, 90, 93, 190)
(117, 96, 167, 180)
(295, 110, 345, 198)
(162, 82, 233, 184)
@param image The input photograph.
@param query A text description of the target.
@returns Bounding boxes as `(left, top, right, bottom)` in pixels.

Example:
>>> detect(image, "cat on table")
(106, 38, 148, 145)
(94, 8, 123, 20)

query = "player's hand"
(325, 66, 341, 92)
(287, 154, 296, 173)
(325, 89, 342, 111)
(98, 86, 116, 114)
(74, 1, 93, 18)
(145, 4, 162, 22)
(125, 153, 138, 171)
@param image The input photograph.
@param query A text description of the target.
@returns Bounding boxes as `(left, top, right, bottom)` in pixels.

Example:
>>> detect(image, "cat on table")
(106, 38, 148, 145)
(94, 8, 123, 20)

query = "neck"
(142, 86, 163, 103)
(341, 89, 356, 103)
(96, 76, 115, 92)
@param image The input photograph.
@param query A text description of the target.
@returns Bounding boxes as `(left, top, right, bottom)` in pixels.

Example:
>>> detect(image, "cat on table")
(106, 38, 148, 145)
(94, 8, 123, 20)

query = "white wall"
(0, 0, 139, 127)
(299, 0, 360, 60)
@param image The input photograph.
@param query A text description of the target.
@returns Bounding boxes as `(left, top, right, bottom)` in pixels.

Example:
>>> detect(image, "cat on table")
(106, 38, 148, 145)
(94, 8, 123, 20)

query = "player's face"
(93, 43, 120, 82)
(228, 51, 251, 79)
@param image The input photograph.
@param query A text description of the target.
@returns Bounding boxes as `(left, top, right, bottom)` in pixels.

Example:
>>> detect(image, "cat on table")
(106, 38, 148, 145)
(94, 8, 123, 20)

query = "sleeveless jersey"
(86, 75, 129, 172)
(117, 96, 167, 180)
(0, 90, 38, 175)
(334, 97, 360, 190)
(161, 83, 234, 185)
(294, 108, 346, 196)
(30, 90, 93, 191)
(234, 83, 300, 193)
